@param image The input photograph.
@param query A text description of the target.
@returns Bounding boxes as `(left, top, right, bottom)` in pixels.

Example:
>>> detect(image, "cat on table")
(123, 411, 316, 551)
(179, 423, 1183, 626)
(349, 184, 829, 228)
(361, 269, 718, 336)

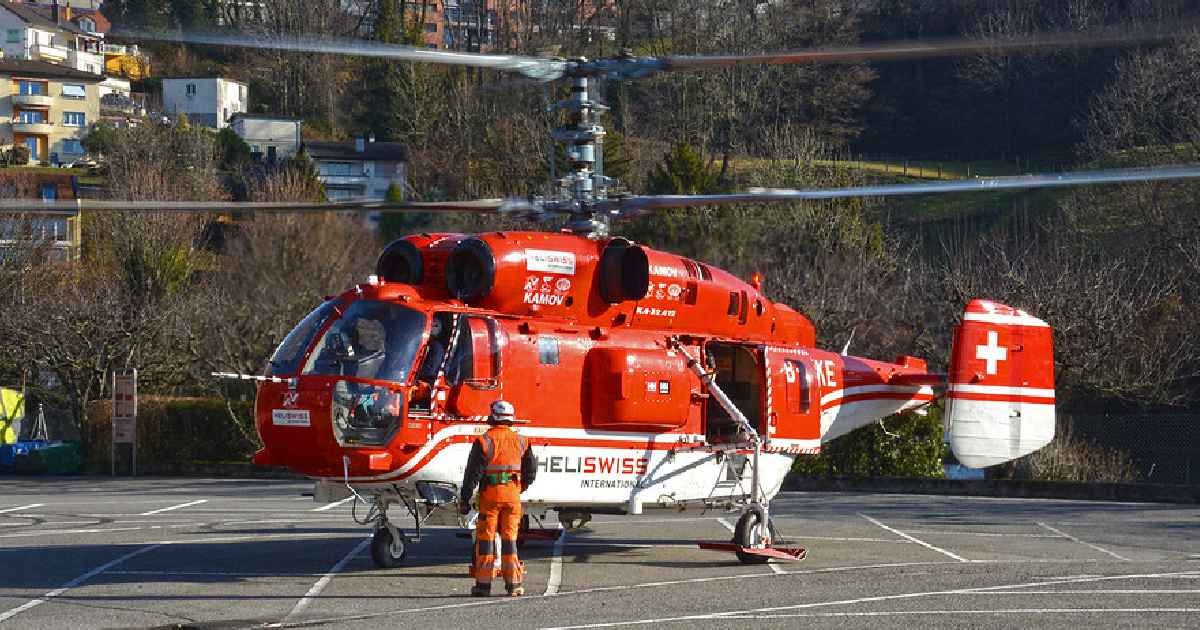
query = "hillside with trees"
(3, 0, 1199, 476)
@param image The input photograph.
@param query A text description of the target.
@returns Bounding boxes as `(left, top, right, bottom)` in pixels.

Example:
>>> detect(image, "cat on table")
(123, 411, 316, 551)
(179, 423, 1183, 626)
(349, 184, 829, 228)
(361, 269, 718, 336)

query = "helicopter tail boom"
(945, 300, 1056, 468)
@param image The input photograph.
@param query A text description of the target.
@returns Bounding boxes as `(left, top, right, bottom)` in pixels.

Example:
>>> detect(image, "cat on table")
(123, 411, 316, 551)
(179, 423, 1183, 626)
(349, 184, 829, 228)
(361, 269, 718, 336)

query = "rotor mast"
(550, 66, 613, 237)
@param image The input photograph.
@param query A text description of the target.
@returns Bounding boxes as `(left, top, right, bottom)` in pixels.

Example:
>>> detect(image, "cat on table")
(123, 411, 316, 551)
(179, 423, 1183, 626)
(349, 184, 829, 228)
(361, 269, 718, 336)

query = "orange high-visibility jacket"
(460, 426, 537, 501)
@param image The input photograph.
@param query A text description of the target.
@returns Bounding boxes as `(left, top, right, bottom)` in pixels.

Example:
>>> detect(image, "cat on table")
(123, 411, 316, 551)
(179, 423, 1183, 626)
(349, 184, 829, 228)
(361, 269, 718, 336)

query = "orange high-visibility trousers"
(472, 493, 523, 587)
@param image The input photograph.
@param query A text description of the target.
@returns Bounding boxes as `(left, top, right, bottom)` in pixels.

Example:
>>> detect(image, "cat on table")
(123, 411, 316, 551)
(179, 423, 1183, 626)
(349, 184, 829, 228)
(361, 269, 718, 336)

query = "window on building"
(185, 83, 196, 96)
(39, 183, 56, 201)
(18, 81, 45, 95)
(321, 162, 354, 177)
(18, 110, 46, 123)
(62, 138, 83, 154)
(62, 84, 85, 99)
(425, 22, 437, 32)
(81, 18, 95, 32)
(6, 29, 20, 43)
(63, 111, 86, 126)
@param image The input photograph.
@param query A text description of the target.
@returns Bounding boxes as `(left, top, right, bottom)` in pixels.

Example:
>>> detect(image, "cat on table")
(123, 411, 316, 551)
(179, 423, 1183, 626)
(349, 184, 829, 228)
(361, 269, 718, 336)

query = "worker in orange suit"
(459, 400, 536, 597)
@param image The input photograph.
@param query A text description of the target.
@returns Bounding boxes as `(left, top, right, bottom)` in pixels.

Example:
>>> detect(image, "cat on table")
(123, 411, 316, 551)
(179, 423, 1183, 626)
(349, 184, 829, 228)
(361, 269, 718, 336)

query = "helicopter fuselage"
(251, 231, 941, 514)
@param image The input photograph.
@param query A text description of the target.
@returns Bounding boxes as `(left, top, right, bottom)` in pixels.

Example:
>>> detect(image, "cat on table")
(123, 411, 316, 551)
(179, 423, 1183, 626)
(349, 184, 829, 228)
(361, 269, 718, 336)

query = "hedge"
(791, 407, 947, 479)
(84, 397, 258, 470)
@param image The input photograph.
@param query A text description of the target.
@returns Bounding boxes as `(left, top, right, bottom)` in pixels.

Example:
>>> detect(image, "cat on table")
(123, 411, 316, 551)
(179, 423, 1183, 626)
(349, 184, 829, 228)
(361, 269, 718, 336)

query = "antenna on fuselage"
(840, 327, 856, 356)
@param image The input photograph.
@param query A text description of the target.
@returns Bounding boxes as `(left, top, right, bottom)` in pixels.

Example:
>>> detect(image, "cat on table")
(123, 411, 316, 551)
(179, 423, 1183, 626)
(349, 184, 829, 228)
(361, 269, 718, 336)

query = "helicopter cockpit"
(296, 300, 428, 446)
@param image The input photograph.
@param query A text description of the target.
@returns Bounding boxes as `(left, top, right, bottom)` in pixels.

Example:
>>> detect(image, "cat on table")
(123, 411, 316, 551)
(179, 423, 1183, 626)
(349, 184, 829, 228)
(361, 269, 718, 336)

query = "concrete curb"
(782, 474, 1200, 504)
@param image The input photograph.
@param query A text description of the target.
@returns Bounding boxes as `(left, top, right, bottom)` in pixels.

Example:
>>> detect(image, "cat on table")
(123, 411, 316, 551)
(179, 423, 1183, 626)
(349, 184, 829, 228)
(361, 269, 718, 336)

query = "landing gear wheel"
(370, 526, 407, 568)
(733, 510, 771, 565)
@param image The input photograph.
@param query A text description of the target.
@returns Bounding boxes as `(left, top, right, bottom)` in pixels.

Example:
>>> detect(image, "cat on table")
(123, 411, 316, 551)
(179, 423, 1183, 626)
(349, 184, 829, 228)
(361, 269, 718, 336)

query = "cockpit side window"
(266, 299, 338, 376)
(303, 301, 427, 383)
(416, 312, 475, 385)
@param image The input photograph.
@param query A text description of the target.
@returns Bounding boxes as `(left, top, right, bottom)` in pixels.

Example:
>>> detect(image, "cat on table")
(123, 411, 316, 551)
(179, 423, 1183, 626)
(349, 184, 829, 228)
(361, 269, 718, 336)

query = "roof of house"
(161, 76, 249, 86)
(230, 113, 302, 123)
(69, 8, 110, 34)
(0, 58, 103, 81)
(0, 2, 88, 36)
(304, 140, 408, 162)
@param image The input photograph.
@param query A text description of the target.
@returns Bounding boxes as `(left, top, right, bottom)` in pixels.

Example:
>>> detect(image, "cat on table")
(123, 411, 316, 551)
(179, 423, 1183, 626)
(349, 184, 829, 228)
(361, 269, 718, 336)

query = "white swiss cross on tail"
(975, 330, 1007, 375)
(947, 299, 1056, 468)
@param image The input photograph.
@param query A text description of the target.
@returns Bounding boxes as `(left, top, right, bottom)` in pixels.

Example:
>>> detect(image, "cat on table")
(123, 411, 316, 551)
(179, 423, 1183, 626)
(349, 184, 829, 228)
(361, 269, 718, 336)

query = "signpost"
(112, 369, 137, 476)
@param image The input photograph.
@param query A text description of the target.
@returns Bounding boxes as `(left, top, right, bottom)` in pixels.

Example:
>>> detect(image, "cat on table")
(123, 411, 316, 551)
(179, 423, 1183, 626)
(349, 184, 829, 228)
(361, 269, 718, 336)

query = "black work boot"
(471, 583, 491, 597)
(506, 583, 525, 597)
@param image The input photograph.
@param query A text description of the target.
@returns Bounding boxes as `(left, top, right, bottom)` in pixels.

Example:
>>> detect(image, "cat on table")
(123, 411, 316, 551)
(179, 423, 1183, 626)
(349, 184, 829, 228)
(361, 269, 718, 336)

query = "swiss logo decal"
(975, 330, 1007, 375)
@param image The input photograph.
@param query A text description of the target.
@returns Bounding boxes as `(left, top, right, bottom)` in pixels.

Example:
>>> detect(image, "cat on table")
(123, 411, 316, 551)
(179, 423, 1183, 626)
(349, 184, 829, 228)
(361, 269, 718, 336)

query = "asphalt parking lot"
(0, 478, 1197, 629)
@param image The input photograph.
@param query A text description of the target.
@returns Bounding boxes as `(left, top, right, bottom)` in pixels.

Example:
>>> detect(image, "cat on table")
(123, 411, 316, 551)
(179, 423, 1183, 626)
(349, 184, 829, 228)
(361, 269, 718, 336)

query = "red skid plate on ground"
(522, 528, 562, 541)
(697, 541, 808, 561)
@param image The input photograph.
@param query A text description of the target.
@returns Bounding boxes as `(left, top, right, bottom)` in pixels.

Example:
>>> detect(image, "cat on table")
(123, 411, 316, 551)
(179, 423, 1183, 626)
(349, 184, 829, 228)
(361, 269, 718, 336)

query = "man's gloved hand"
(458, 499, 471, 515)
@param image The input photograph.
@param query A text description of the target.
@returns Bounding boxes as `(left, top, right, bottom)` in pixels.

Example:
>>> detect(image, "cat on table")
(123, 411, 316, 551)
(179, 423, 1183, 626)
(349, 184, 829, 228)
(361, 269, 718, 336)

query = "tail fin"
(946, 299, 1056, 468)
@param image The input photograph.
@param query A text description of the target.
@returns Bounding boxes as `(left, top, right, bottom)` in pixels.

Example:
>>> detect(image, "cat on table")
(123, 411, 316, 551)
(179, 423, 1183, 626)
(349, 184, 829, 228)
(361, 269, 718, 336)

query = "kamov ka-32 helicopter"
(21, 24, 1200, 568)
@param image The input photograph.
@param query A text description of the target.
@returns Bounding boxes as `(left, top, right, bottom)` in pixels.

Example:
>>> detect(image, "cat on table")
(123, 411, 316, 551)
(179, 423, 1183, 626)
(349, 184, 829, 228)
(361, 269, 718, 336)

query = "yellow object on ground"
(1, 388, 25, 445)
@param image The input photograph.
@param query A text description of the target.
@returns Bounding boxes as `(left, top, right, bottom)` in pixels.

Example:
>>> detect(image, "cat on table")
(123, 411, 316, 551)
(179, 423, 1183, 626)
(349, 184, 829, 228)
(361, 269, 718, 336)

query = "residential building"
(305, 137, 407, 201)
(162, 77, 247, 129)
(0, 171, 81, 262)
(230, 113, 300, 162)
(0, 1, 105, 74)
(0, 59, 101, 165)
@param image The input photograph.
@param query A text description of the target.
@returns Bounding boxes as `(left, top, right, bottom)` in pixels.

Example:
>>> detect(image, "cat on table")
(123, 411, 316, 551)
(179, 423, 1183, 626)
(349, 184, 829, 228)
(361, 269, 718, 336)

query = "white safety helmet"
(489, 400, 516, 424)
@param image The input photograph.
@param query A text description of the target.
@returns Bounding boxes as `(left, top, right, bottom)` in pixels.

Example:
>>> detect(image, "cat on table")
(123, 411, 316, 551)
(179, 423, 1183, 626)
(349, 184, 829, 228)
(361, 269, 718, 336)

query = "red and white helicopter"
(26, 25, 1200, 567)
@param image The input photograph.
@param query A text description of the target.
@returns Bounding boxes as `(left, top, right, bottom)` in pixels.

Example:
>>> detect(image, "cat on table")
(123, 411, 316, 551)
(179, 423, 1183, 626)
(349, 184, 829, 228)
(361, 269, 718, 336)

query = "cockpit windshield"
(266, 299, 339, 376)
(302, 301, 427, 383)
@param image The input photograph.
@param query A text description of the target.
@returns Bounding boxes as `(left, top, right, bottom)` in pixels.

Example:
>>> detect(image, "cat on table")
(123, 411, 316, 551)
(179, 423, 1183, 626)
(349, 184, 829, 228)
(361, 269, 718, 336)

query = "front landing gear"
(669, 337, 807, 566)
(371, 524, 408, 568)
(733, 510, 770, 565)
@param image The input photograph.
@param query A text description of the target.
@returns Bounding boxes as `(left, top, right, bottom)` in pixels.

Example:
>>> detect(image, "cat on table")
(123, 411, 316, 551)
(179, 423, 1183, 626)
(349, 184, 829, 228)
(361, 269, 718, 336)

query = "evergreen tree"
(646, 143, 720, 195)
(355, 1, 407, 142)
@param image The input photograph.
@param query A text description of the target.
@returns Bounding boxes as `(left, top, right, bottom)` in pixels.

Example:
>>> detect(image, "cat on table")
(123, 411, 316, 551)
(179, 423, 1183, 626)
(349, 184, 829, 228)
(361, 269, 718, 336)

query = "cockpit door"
(447, 316, 506, 417)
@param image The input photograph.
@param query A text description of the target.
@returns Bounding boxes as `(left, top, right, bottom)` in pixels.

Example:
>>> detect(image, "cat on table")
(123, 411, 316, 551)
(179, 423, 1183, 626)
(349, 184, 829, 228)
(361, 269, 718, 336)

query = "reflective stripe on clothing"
(477, 426, 528, 502)
(472, 494, 523, 587)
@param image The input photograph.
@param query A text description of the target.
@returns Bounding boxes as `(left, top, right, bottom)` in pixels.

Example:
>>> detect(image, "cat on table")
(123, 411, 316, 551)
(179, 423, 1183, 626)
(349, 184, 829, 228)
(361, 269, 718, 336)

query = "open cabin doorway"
(702, 342, 764, 444)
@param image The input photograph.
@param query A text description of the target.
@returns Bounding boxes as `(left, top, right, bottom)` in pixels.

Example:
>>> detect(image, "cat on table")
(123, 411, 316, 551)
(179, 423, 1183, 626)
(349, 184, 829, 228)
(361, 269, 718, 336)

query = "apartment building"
(162, 77, 247, 130)
(0, 59, 100, 164)
(0, 171, 81, 262)
(305, 137, 407, 201)
(0, 2, 104, 74)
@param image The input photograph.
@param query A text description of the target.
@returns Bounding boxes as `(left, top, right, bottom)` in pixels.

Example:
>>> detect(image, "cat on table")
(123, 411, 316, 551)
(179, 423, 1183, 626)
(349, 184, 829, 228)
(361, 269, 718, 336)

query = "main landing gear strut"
(669, 338, 807, 565)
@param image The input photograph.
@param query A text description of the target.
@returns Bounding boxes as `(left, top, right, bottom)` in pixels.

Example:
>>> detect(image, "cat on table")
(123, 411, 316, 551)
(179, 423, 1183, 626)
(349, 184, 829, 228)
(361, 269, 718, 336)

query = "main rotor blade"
(657, 25, 1188, 73)
(0, 198, 534, 213)
(116, 30, 566, 81)
(612, 165, 1200, 213)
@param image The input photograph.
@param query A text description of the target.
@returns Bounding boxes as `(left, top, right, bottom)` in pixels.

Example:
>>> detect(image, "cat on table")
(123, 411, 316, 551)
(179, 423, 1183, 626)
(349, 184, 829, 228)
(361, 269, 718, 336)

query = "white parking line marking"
(542, 570, 1200, 628)
(0, 543, 162, 623)
(720, 609, 1200, 619)
(280, 535, 371, 623)
(282, 561, 965, 628)
(140, 499, 208, 516)
(0, 503, 43, 513)
(906, 529, 1060, 538)
(312, 497, 353, 512)
(1037, 522, 1131, 562)
(859, 514, 967, 562)
(979, 590, 1200, 594)
(544, 528, 567, 596)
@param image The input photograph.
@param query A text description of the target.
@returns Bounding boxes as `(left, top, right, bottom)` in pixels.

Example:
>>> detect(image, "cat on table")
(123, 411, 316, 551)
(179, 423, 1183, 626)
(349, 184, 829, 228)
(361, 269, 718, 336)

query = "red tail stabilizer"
(946, 299, 1056, 468)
